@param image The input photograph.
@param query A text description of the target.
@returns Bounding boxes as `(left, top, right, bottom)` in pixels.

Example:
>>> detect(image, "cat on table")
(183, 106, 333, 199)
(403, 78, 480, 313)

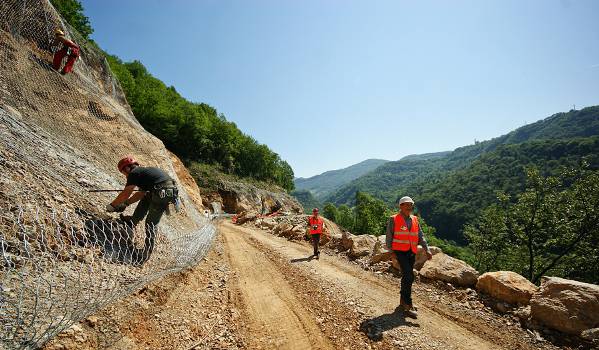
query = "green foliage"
(322, 202, 338, 222)
(466, 166, 599, 284)
(417, 137, 599, 243)
(336, 205, 356, 232)
(106, 56, 295, 190)
(188, 162, 287, 195)
(291, 190, 322, 214)
(49, 0, 93, 39)
(353, 192, 393, 235)
(327, 107, 599, 206)
(326, 107, 599, 243)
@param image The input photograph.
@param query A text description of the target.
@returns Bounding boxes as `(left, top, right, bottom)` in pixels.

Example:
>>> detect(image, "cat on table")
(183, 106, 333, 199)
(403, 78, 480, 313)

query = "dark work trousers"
(394, 250, 416, 305)
(311, 234, 321, 256)
(131, 192, 170, 262)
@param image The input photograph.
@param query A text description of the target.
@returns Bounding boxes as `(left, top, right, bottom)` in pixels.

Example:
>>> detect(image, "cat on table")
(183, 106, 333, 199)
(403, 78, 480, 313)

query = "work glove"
(106, 203, 127, 213)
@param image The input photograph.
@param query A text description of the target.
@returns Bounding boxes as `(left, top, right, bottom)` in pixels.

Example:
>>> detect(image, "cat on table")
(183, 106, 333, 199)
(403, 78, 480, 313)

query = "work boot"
(403, 305, 418, 319)
(315, 251, 320, 260)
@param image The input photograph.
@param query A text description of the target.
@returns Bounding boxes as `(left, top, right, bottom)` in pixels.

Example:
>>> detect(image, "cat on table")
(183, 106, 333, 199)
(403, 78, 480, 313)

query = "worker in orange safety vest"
(307, 208, 324, 259)
(385, 196, 433, 318)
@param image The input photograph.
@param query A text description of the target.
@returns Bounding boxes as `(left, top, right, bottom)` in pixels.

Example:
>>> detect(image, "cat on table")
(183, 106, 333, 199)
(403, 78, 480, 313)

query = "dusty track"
(46, 221, 559, 349)
(222, 221, 505, 350)
(223, 223, 334, 350)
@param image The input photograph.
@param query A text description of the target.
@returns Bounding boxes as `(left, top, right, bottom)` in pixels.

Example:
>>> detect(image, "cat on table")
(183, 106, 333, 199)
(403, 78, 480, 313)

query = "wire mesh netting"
(0, 0, 217, 348)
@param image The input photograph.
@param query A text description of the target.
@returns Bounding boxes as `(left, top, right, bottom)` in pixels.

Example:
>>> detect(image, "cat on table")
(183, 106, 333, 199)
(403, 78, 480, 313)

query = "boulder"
(419, 253, 479, 287)
(476, 271, 538, 305)
(235, 211, 258, 225)
(341, 231, 354, 251)
(414, 246, 442, 270)
(328, 232, 343, 250)
(319, 232, 331, 246)
(349, 235, 376, 259)
(370, 236, 393, 264)
(581, 328, 599, 341)
(273, 222, 293, 237)
(530, 276, 599, 335)
(259, 218, 277, 230)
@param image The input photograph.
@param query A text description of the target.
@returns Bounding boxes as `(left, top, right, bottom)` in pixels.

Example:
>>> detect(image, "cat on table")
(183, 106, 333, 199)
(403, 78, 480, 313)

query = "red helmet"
(117, 156, 139, 172)
(312, 208, 319, 213)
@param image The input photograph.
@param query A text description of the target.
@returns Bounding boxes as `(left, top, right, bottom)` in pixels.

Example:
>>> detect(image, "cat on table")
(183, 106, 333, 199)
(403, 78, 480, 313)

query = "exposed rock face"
(414, 246, 442, 270)
(476, 271, 537, 305)
(203, 180, 302, 215)
(530, 277, 599, 335)
(349, 235, 376, 259)
(419, 253, 479, 287)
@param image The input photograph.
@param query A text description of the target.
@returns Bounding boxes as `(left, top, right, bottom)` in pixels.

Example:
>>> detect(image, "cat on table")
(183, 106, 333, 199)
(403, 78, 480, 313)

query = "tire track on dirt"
(222, 224, 334, 350)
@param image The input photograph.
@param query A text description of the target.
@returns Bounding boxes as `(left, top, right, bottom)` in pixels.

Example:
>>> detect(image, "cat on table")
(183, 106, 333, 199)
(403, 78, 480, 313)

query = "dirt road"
(220, 221, 556, 350)
(45, 220, 559, 350)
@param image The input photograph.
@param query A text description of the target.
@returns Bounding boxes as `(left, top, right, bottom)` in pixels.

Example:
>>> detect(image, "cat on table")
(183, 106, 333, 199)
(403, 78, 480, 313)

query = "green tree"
(336, 205, 355, 232)
(50, 0, 93, 39)
(322, 203, 338, 222)
(466, 165, 599, 284)
(353, 192, 392, 235)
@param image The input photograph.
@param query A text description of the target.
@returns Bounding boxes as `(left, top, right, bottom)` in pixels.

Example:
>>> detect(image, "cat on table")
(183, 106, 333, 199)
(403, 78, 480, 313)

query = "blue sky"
(82, 0, 599, 178)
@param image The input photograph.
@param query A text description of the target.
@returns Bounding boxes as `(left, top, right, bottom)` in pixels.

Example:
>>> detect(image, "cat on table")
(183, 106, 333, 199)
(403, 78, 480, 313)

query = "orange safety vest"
(308, 216, 324, 235)
(391, 214, 419, 253)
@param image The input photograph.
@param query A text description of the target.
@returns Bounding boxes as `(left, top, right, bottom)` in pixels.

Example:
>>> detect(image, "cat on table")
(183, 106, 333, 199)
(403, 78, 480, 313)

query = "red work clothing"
(308, 216, 324, 235)
(53, 38, 80, 74)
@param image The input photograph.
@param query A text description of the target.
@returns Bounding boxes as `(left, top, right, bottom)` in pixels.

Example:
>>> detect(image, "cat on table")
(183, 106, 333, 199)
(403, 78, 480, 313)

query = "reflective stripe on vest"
(391, 214, 419, 253)
(309, 216, 323, 235)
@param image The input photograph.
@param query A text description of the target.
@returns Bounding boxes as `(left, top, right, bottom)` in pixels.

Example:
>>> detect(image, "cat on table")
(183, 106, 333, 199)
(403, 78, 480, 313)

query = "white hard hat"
(398, 196, 414, 205)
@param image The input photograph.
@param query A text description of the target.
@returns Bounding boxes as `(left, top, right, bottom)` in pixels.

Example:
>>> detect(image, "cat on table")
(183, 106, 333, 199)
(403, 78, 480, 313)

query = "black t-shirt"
(125, 166, 171, 191)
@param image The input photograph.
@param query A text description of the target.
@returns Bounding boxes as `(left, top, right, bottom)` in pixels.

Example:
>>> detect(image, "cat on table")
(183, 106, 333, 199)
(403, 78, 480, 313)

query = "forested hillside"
(326, 106, 599, 244)
(294, 159, 388, 200)
(290, 190, 322, 213)
(327, 107, 599, 207)
(51, 0, 294, 191)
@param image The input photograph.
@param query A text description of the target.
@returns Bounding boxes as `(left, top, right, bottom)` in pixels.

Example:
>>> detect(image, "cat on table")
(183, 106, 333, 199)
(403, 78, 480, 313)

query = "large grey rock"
(419, 253, 479, 287)
(349, 235, 376, 258)
(414, 246, 442, 270)
(476, 271, 537, 305)
(530, 277, 599, 335)
(370, 236, 393, 264)
(341, 231, 354, 251)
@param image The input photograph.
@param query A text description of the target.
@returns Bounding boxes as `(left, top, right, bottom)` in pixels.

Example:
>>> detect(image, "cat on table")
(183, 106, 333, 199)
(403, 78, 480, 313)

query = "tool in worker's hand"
(88, 189, 144, 193)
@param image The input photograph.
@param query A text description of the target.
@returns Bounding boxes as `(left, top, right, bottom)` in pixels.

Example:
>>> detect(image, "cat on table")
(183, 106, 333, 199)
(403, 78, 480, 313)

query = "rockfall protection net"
(0, 0, 217, 348)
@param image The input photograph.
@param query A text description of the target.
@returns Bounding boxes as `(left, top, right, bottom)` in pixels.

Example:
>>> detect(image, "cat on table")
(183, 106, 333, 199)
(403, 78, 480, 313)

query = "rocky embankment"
(238, 214, 599, 348)
(201, 178, 302, 215)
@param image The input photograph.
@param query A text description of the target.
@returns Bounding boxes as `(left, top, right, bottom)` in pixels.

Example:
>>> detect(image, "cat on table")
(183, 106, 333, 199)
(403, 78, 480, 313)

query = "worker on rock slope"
(52, 28, 80, 75)
(106, 156, 179, 264)
(385, 196, 433, 318)
(307, 207, 325, 259)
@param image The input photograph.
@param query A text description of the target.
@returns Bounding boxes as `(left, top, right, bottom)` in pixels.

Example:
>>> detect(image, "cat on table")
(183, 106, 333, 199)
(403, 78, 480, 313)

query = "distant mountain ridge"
(323, 106, 599, 242)
(294, 159, 389, 200)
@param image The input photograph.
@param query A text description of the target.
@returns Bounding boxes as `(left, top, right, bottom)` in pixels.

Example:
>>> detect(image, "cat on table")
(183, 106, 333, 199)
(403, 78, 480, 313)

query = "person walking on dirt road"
(386, 196, 433, 318)
(52, 29, 80, 75)
(307, 208, 325, 259)
(106, 156, 179, 264)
